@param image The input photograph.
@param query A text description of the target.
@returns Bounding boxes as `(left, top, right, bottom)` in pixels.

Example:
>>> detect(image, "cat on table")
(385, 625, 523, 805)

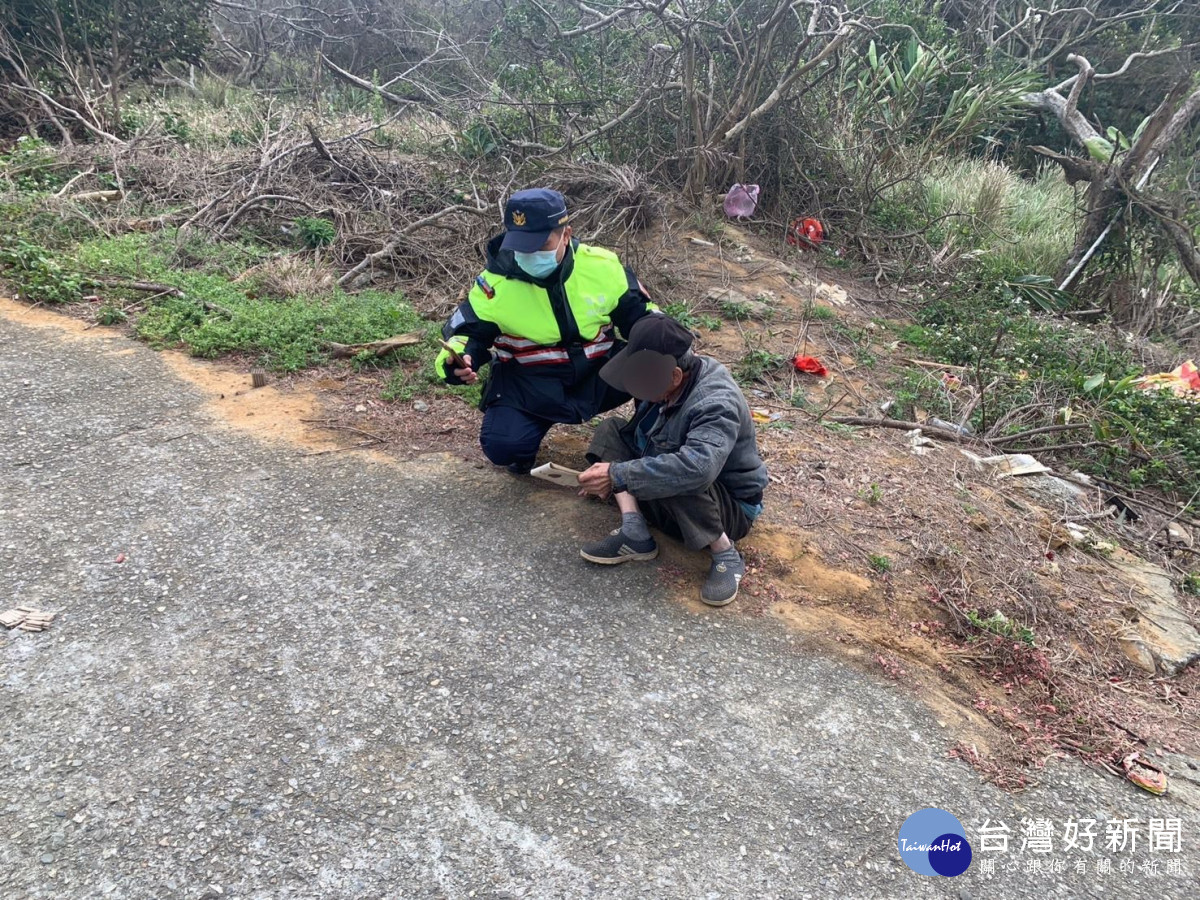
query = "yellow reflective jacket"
(436, 235, 657, 422)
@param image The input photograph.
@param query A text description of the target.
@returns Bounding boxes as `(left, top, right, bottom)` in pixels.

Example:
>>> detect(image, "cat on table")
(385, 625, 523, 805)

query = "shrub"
(967, 610, 1036, 648)
(904, 278, 1200, 506)
(0, 137, 72, 193)
(144, 290, 420, 371)
(294, 216, 337, 249)
(71, 231, 426, 370)
(663, 301, 720, 331)
(0, 237, 84, 303)
(96, 303, 128, 325)
(735, 348, 784, 384)
(1097, 382, 1200, 500)
(719, 298, 753, 321)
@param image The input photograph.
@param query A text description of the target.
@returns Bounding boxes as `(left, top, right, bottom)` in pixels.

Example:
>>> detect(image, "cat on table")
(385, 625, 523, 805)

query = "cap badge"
(512, 210, 527, 226)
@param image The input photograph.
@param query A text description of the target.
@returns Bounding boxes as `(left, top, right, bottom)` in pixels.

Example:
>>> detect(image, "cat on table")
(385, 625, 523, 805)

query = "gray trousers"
(587, 417, 753, 551)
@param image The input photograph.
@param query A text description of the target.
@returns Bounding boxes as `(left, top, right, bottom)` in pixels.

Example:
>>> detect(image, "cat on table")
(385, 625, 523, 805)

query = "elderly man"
(576, 316, 768, 607)
(435, 188, 656, 474)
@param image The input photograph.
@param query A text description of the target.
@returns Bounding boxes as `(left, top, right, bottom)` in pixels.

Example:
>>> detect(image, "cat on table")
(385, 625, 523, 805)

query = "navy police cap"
(501, 188, 570, 252)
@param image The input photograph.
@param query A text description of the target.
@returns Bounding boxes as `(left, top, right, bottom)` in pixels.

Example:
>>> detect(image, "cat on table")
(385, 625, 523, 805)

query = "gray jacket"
(609, 356, 769, 503)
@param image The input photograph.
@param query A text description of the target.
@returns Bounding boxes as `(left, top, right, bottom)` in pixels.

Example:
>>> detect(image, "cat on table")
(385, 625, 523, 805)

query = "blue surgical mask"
(514, 234, 566, 279)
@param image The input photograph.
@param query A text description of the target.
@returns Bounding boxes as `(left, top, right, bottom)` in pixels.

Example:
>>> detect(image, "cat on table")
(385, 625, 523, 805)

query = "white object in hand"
(530, 462, 583, 487)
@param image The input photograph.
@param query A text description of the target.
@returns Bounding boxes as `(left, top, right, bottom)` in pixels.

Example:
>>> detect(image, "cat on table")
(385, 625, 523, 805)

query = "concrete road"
(1, 306, 1196, 899)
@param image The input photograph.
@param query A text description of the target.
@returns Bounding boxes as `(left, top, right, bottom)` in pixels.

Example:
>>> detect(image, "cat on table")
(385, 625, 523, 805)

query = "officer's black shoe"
(506, 460, 534, 476)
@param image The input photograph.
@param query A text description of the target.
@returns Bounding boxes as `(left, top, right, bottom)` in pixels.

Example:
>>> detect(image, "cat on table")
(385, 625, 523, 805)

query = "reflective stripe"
(494, 334, 542, 350)
(512, 348, 570, 364)
(493, 327, 615, 367)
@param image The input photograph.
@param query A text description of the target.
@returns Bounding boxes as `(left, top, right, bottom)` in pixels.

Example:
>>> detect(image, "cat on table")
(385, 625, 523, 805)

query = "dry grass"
(234, 254, 336, 298)
(45, 127, 672, 320)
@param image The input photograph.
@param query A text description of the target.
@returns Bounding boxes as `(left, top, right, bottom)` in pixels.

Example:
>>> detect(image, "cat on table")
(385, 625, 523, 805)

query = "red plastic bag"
(793, 355, 828, 377)
(787, 217, 825, 248)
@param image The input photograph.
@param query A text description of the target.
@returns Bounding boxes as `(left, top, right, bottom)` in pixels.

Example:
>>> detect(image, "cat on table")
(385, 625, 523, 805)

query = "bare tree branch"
(337, 203, 491, 288)
(320, 54, 427, 108)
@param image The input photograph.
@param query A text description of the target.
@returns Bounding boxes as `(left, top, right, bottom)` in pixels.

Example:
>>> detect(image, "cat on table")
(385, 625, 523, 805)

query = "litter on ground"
(792, 355, 828, 377)
(1136, 359, 1199, 396)
(1, 607, 56, 633)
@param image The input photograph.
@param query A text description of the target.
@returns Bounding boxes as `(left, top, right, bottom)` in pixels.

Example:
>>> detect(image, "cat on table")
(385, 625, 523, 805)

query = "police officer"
(436, 188, 657, 473)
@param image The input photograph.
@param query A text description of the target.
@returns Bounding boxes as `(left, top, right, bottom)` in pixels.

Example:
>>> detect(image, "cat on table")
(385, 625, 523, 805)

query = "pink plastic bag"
(723, 183, 760, 219)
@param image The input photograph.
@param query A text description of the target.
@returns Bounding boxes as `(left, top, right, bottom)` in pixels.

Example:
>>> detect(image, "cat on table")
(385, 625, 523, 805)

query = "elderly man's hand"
(577, 462, 613, 499)
(452, 354, 477, 384)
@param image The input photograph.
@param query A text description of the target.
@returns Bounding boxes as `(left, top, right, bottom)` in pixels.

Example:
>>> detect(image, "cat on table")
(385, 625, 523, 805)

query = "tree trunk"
(683, 153, 709, 204)
(1027, 61, 1200, 292)
(1060, 179, 1123, 283)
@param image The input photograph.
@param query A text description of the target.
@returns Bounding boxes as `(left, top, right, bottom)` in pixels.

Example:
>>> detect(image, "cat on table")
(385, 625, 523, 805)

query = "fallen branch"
(900, 357, 1010, 377)
(337, 203, 490, 288)
(321, 56, 426, 108)
(201, 301, 234, 318)
(71, 190, 124, 203)
(1051, 472, 1200, 531)
(325, 331, 425, 359)
(300, 438, 384, 457)
(902, 357, 971, 372)
(300, 420, 387, 442)
(828, 416, 975, 444)
(123, 213, 189, 232)
(53, 168, 95, 198)
(218, 193, 310, 235)
(1144, 486, 1200, 544)
(89, 278, 233, 318)
(88, 277, 184, 297)
(305, 122, 362, 183)
(1001, 441, 1107, 455)
(989, 423, 1093, 445)
(829, 416, 1108, 455)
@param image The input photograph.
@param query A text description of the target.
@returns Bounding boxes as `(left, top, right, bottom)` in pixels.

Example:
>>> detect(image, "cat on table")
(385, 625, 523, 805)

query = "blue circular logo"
(898, 808, 972, 877)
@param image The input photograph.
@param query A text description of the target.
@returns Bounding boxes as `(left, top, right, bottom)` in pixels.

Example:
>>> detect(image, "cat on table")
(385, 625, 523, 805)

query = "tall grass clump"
(921, 158, 1077, 281)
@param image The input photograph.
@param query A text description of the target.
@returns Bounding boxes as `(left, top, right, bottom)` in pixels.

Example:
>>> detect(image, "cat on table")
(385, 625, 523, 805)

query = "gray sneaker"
(701, 552, 744, 606)
(580, 528, 659, 565)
